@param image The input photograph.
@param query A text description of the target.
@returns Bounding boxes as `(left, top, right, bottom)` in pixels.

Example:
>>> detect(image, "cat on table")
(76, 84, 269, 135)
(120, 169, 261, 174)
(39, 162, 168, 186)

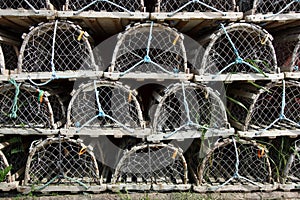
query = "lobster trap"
(108, 22, 189, 80)
(0, 0, 50, 10)
(195, 138, 271, 191)
(0, 43, 18, 74)
(0, 149, 11, 183)
(0, 82, 65, 132)
(227, 80, 300, 137)
(65, 0, 144, 13)
(18, 21, 96, 78)
(157, 0, 236, 13)
(274, 31, 300, 73)
(240, 0, 300, 15)
(111, 143, 189, 191)
(24, 137, 100, 191)
(67, 81, 144, 136)
(148, 82, 232, 141)
(196, 23, 278, 81)
(283, 140, 300, 184)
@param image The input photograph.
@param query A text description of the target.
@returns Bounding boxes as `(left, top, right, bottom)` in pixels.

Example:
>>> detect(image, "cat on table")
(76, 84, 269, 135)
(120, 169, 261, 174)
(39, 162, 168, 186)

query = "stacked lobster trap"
(0, 0, 299, 195)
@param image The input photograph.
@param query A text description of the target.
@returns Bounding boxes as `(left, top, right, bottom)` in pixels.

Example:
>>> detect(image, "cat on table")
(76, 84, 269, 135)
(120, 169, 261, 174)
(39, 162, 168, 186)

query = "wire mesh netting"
(0, 0, 49, 10)
(198, 138, 271, 185)
(239, 0, 300, 14)
(283, 140, 300, 183)
(24, 137, 100, 187)
(0, 83, 57, 129)
(111, 22, 187, 75)
(158, 0, 236, 12)
(227, 81, 300, 131)
(18, 21, 96, 73)
(152, 82, 228, 135)
(65, 0, 143, 12)
(67, 81, 144, 133)
(274, 33, 300, 72)
(0, 43, 18, 72)
(0, 149, 11, 183)
(198, 23, 277, 75)
(112, 143, 187, 185)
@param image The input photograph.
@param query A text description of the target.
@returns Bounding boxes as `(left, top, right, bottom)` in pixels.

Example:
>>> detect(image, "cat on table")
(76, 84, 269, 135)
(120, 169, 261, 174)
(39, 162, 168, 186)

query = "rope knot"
(235, 57, 243, 64)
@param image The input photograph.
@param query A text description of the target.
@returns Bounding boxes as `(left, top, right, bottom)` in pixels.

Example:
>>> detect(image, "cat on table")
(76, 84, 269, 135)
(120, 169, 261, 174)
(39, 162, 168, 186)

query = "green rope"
(38, 90, 45, 103)
(9, 79, 21, 119)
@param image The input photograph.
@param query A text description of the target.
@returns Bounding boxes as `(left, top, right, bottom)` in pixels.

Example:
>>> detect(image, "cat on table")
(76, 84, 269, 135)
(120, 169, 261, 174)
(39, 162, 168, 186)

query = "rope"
(74, 0, 134, 15)
(264, 0, 300, 19)
(24, 0, 39, 13)
(38, 90, 44, 103)
(28, 20, 59, 86)
(168, 0, 226, 17)
(9, 79, 21, 119)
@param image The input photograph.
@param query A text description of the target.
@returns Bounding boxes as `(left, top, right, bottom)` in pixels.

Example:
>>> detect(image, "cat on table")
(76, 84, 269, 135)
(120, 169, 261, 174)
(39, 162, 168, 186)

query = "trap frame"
(18, 21, 97, 83)
(24, 137, 100, 191)
(195, 138, 272, 191)
(107, 22, 190, 80)
(0, 149, 11, 183)
(283, 139, 300, 184)
(227, 80, 300, 138)
(111, 143, 189, 191)
(149, 82, 232, 141)
(195, 23, 279, 82)
(67, 80, 144, 136)
(0, 43, 19, 75)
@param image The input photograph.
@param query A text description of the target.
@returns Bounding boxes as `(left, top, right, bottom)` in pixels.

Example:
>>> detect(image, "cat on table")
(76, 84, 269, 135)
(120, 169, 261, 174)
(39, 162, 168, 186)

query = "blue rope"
(74, 0, 134, 15)
(168, 0, 226, 17)
(264, 0, 300, 19)
(8, 79, 21, 119)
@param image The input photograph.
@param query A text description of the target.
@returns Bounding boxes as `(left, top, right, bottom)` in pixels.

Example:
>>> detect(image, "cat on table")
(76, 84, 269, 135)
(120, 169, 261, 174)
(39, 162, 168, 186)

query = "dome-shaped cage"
(283, 140, 300, 183)
(65, 0, 144, 12)
(0, 43, 18, 74)
(0, 83, 65, 130)
(198, 138, 271, 186)
(67, 81, 144, 134)
(239, 0, 300, 14)
(158, 0, 236, 13)
(227, 81, 300, 133)
(110, 22, 187, 76)
(0, 0, 50, 10)
(274, 32, 300, 72)
(152, 82, 228, 137)
(0, 149, 11, 183)
(198, 23, 277, 77)
(112, 143, 188, 186)
(24, 137, 100, 188)
(18, 21, 96, 74)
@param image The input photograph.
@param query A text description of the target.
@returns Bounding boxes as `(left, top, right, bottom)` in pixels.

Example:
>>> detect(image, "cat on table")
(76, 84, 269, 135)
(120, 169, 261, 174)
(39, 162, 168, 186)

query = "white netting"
(0, 43, 18, 72)
(18, 21, 96, 73)
(227, 81, 300, 131)
(158, 0, 236, 12)
(24, 137, 100, 187)
(111, 22, 187, 75)
(0, 0, 49, 10)
(112, 143, 187, 185)
(67, 81, 144, 132)
(152, 82, 228, 135)
(198, 23, 277, 75)
(0, 83, 57, 129)
(284, 140, 300, 183)
(198, 138, 271, 185)
(239, 0, 300, 14)
(65, 0, 143, 12)
(274, 32, 300, 72)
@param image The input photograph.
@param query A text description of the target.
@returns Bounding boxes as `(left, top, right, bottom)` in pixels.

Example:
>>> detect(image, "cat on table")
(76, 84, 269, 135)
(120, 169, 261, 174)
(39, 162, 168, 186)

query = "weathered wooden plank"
(104, 72, 194, 81)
